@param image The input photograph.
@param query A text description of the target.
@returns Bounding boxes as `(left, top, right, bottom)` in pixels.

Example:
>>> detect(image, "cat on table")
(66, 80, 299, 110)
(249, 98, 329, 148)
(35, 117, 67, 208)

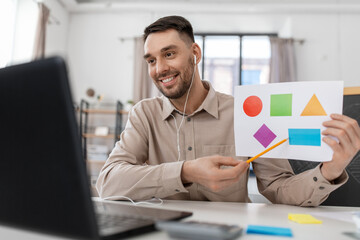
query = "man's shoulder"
(215, 91, 234, 104)
(132, 96, 164, 113)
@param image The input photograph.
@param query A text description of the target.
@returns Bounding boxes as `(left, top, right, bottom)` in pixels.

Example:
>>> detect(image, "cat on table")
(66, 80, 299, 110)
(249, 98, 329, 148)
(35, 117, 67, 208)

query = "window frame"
(194, 33, 278, 85)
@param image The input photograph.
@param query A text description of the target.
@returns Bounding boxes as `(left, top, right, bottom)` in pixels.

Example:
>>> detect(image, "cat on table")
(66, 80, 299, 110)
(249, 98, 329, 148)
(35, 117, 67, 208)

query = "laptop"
(0, 57, 192, 239)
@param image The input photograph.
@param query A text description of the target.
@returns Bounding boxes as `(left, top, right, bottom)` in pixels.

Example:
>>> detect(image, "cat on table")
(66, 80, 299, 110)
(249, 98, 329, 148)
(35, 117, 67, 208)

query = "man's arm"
(96, 106, 188, 201)
(253, 114, 360, 207)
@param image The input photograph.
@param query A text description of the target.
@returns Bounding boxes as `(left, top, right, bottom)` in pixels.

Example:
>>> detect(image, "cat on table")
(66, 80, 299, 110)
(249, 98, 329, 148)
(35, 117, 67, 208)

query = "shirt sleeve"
(252, 157, 348, 207)
(96, 105, 188, 201)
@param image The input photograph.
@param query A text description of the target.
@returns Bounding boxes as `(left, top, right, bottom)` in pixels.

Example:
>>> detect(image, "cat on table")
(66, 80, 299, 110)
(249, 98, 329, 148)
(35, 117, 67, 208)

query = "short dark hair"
(143, 15, 195, 45)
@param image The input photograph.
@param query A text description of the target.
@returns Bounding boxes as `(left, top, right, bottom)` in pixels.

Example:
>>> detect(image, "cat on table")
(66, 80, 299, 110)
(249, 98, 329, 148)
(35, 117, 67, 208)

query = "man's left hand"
(321, 113, 360, 181)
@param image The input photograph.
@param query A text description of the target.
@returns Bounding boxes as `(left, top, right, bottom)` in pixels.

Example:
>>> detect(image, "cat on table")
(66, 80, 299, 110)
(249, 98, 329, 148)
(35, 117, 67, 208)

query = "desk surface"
(0, 199, 359, 240)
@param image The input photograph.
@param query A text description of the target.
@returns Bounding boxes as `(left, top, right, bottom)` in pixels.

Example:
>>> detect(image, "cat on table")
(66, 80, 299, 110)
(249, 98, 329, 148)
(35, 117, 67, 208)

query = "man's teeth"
(162, 77, 174, 83)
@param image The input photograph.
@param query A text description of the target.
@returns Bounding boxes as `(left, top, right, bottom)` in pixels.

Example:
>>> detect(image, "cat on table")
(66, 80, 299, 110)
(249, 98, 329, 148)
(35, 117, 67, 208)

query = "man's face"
(144, 29, 194, 99)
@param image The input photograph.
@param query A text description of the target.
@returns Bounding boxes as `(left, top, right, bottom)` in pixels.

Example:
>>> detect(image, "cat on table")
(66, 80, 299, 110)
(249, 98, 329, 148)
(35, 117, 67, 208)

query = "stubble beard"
(155, 58, 194, 99)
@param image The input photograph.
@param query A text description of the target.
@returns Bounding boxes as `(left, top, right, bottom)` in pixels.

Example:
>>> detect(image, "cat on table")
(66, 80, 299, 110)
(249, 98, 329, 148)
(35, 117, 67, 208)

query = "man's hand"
(181, 155, 249, 192)
(321, 114, 360, 181)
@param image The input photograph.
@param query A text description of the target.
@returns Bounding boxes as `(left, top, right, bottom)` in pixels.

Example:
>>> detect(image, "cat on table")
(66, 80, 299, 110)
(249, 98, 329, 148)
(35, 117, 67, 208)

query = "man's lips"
(159, 74, 178, 87)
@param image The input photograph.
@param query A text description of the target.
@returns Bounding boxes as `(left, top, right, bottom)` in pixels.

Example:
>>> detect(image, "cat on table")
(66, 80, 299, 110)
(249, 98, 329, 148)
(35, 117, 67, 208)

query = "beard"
(154, 57, 194, 99)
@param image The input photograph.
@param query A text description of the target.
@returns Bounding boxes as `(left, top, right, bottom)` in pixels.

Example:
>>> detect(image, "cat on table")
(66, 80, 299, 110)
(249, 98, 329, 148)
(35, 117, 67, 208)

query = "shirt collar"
(161, 81, 219, 121)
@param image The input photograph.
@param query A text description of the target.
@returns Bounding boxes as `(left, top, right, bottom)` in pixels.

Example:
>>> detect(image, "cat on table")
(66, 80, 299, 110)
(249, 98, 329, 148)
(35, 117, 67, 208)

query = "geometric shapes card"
(243, 95, 263, 117)
(301, 94, 327, 116)
(270, 94, 292, 116)
(253, 124, 277, 148)
(234, 81, 343, 162)
(288, 128, 321, 146)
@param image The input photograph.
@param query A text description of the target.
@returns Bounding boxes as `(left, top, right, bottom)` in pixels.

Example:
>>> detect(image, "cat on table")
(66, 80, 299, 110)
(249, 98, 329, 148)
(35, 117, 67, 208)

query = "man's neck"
(170, 78, 208, 115)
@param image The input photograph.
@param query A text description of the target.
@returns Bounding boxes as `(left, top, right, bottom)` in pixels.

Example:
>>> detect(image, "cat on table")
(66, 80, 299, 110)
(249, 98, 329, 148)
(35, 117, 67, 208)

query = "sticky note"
(288, 129, 321, 146)
(288, 214, 322, 224)
(246, 225, 293, 237)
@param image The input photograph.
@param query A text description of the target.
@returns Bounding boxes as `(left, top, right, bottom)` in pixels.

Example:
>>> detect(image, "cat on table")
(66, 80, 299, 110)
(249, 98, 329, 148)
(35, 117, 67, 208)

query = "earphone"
(171, 54, 197, 162)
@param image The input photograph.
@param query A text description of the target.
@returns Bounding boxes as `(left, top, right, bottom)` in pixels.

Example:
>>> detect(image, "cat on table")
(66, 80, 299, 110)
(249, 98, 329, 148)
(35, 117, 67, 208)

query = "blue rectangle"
(246, 225, 293, 237)
(288, 129, 321, 146)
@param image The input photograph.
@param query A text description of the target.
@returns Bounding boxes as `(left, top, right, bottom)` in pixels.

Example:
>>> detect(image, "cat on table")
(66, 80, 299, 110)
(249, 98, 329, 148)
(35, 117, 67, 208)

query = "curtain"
(269, 37, 297, 83)
(32, 3, 50, 60)
(133, 37, 159, 103)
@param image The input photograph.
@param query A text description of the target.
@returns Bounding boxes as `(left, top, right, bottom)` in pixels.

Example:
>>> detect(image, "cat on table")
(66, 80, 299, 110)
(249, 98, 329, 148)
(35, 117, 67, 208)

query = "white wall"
(67, 12, 152, 104)
(55, 5, 360, 104)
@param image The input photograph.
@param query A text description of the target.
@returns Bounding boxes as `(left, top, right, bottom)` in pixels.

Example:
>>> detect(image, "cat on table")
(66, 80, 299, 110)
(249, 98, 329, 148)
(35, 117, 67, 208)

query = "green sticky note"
(270, 94, 292, 116)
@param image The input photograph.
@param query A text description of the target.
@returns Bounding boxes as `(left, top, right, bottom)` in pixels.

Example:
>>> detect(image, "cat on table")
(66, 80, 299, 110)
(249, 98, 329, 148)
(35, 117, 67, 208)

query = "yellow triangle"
(301, 94, 327, 116)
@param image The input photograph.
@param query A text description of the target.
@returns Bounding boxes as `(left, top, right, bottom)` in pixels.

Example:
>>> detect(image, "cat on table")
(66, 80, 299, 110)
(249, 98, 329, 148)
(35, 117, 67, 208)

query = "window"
(0, 0, 17, 68)
(195, 34, 273, 95)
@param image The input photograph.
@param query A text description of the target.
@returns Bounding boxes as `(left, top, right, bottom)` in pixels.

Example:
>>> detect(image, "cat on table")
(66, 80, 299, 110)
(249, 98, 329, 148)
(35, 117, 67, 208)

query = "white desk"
(0, 200, 359, 239)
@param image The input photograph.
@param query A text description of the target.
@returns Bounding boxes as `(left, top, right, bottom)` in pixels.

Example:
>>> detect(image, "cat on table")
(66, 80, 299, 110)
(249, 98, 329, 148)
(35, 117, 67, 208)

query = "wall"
(67, 12, 152, 105)
(65, 8, 360, 105)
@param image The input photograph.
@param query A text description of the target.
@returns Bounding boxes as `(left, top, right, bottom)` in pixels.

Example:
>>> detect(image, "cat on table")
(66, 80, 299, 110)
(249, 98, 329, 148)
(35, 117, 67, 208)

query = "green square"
(270, 94, 292, 116)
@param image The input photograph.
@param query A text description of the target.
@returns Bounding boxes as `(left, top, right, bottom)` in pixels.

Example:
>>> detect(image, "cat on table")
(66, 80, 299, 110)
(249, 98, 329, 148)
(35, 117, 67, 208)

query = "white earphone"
(171, 54, 197, 162)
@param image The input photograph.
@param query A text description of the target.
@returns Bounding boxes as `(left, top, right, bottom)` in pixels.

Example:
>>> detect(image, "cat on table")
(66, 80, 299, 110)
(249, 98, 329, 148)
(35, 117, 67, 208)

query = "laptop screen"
(0, 57, 99, 239)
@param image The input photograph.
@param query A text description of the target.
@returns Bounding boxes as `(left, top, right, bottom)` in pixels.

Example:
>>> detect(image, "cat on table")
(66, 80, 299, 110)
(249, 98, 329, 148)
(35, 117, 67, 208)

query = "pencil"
(246, 138, 288, 164)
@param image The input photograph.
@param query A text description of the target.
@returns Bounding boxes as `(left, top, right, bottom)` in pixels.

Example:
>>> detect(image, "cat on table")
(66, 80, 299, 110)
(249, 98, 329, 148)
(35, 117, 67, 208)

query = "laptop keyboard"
(96, 213, 154, 231)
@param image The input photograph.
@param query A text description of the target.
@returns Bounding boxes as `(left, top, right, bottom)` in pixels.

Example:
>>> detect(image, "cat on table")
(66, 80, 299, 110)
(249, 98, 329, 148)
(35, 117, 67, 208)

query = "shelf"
(82, 133, 120, 139)
(344, 87, 360, 95)
(80, 99, 123, 174)
(82, 109, 128, 114)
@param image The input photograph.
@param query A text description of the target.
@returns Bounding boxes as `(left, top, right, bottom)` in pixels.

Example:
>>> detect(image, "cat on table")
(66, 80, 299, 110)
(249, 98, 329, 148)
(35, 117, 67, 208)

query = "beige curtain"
(133, 37, 159, 103)
(269, 37, 297, 83)
(32, 3, 50, 60)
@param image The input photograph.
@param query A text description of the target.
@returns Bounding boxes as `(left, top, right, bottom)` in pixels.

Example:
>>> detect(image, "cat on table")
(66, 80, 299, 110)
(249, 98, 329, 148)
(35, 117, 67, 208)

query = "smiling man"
(96, 16, 360, 206)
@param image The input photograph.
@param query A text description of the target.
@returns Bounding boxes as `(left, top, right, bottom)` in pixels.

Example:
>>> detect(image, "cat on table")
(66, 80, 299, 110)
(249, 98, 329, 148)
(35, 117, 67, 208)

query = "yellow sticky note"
(288, 213, 322, 224)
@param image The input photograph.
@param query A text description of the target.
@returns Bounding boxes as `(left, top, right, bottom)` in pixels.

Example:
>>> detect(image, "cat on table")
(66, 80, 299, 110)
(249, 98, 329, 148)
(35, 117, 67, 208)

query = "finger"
(213, 156, 240, 167)
(214, 161, 249, 180)
(322, 129, 357, 161)
(325, 114, 360, 147)
(322, 127, 352, 149)
(322, 136, 343, 153)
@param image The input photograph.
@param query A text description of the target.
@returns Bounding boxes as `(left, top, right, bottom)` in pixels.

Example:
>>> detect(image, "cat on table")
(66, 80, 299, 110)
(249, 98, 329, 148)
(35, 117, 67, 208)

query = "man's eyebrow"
(143, 45, 179, 59)
(143, 53, 151, 59)
(160, 44, 178, 53)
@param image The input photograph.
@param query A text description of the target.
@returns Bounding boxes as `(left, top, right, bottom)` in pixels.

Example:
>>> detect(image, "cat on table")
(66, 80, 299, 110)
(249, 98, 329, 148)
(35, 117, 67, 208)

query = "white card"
(234, 81, 343, 162)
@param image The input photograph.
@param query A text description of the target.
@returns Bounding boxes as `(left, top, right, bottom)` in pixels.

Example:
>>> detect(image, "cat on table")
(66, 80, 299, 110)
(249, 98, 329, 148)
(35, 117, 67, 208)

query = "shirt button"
(188, 146, 192, 151)
(175, 189, 180, 192)
(187, 117, 191, 122)
(319, 186, 325, 190)
(313, 177, 318, 182)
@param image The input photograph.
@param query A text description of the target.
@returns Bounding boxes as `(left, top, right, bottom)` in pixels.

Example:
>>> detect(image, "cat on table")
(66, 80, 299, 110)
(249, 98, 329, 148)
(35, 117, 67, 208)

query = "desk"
(0, 199, 359, 239)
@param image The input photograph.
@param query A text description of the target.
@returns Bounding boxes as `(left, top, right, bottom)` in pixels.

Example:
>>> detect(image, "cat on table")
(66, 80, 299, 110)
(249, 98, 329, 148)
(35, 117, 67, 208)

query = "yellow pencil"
(246, 138, 288, 164)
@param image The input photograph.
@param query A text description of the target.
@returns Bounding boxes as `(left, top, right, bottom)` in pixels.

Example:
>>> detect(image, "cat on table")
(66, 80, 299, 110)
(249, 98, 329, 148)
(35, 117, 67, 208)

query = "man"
(96, 16, 360, 206)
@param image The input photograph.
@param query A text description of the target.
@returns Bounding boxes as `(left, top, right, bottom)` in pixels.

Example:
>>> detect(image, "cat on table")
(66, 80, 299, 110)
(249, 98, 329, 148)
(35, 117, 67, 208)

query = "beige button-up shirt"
(96, 81, 347, 206)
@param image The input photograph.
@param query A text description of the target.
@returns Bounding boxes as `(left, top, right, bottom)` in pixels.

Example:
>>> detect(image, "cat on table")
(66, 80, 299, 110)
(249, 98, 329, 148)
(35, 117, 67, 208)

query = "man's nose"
(156, 59, 169, 75)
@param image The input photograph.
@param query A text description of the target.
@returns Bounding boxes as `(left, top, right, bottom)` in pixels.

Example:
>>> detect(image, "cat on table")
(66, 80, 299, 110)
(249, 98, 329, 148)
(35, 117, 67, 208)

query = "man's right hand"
(181, 156, 249, 192)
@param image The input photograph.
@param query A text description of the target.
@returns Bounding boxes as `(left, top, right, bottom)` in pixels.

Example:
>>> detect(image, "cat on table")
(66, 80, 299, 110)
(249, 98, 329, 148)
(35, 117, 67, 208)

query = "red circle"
(243, 96, 263, 117)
